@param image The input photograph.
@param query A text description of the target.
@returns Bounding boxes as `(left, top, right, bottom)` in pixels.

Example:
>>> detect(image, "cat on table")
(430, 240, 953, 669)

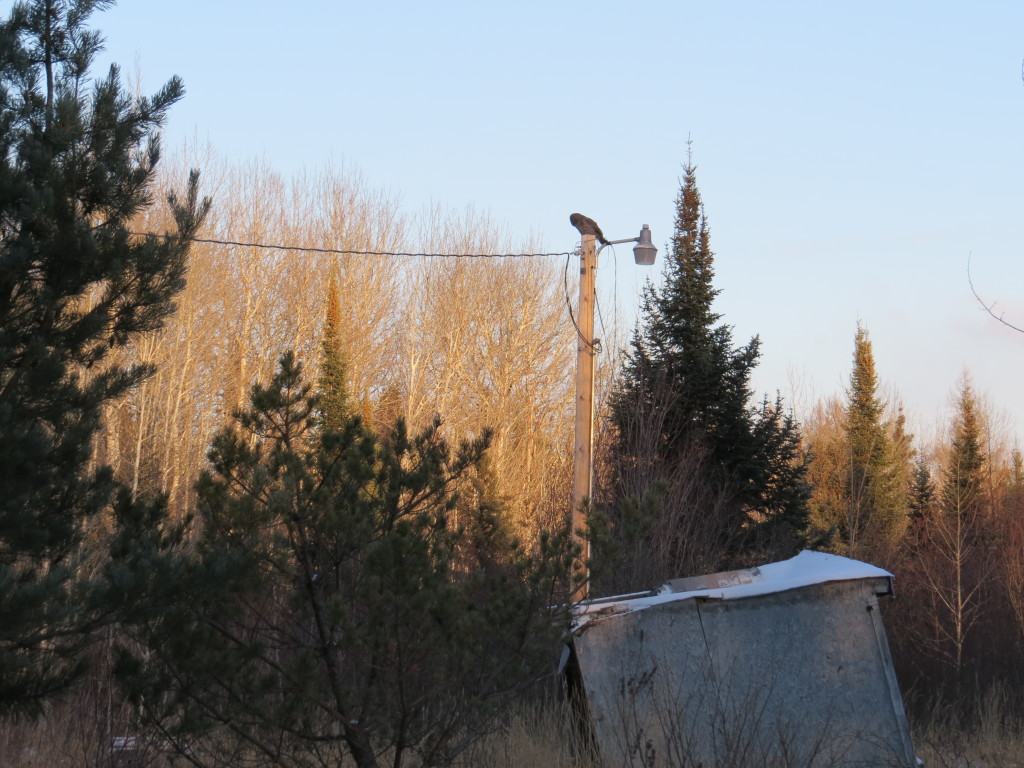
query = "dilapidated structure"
(566, 551, 916, 767)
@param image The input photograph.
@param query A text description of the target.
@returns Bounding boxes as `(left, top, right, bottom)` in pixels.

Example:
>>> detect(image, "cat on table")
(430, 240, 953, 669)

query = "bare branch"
(967, 251, 1024, 334)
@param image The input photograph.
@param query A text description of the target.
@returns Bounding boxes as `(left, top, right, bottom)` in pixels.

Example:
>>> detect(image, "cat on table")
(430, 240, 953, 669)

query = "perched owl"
(569, 213, 609, 246)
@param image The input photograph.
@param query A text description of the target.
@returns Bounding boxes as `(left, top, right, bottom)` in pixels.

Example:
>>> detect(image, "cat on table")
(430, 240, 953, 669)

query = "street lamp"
(569, 216, 657, 599)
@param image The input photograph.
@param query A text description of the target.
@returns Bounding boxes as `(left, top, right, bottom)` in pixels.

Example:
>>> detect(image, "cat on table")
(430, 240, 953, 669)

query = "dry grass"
(912, 688, 1024, 768)
(7, 693, 1024, 768)
(454, 703, 595, 767)
(468, 695, 1024, 768)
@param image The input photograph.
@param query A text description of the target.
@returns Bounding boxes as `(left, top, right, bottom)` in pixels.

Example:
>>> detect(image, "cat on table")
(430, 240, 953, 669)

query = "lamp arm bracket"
(597, 236, 639, 254)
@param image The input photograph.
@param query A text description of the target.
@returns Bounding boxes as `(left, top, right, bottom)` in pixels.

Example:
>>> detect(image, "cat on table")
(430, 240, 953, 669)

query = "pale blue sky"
(56, 2, 1024, 445)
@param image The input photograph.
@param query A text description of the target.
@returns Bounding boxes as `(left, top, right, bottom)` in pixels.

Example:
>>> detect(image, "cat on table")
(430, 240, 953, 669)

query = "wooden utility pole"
(572, 233, 597, 599)
(566, 218, 655, 602)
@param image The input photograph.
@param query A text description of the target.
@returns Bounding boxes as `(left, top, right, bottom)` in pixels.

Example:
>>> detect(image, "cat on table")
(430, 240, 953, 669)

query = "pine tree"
(844, 324, 910, 554)
(119, 353, 573, 767)
(0, 0, 207, 715)
(609, 152, 808, 577)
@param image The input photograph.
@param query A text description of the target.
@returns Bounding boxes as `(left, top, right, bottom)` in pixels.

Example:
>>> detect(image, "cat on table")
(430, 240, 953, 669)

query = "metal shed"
(567, 550, 916, 767)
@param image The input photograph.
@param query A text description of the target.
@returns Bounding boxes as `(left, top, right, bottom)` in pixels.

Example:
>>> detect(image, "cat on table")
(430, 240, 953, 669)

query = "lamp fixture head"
(632, 224, 657, 266)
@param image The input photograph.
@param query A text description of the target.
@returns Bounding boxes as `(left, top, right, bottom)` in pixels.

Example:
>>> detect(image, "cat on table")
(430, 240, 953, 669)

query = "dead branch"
(967, 252, 1024, 334)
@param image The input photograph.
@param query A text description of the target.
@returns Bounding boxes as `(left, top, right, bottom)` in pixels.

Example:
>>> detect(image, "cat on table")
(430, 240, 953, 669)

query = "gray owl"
(569, 213, 609, 246)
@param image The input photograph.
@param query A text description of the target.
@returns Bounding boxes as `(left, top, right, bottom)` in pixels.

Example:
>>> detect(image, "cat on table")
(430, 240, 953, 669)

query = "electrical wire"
(128, 232, 573, 260)
(564, 248, 598, 354)
(594, 246, 614, 355)
(136, 228, 599, 356)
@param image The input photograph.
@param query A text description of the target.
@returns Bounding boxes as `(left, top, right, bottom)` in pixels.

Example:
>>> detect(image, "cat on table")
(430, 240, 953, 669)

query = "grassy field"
(4, 696, 1024, 767)
(909, 690, 1024, 768)
(465, 698, 1024, 768)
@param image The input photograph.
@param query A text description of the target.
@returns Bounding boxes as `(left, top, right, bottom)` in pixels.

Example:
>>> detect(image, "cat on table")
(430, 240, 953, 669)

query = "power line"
(129, 232, 574, 259)
(133, 228, 597, 354)
(595, 245, 616, 355)
(564, 250, 598, 353)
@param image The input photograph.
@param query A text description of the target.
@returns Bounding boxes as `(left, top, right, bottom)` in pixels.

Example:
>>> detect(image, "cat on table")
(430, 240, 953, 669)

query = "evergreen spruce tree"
(844, 324, 910, 553)
(0, 0, 207, 715)
(925, 376, 991, 673)
(617, 158, 755, 469)
(908, 456, 936, 524)
(941, 380, 986, 523)
(609, 153, 809, 577)
(808, 325, 911, 558)
(317, 271, 352, 431)
(1009, 449, 1024, 496)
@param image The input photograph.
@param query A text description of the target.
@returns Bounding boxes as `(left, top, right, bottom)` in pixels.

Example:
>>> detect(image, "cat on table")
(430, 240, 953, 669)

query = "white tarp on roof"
(574, 550, 893, 628)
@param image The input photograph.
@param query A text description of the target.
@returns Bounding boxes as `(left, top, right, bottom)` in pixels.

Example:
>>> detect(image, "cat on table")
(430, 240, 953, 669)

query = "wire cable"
(564, 247, 598, 353)
(135, 228, 598, 355)
(128, 232, 573, 260)
(595, 246, 614, 355)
